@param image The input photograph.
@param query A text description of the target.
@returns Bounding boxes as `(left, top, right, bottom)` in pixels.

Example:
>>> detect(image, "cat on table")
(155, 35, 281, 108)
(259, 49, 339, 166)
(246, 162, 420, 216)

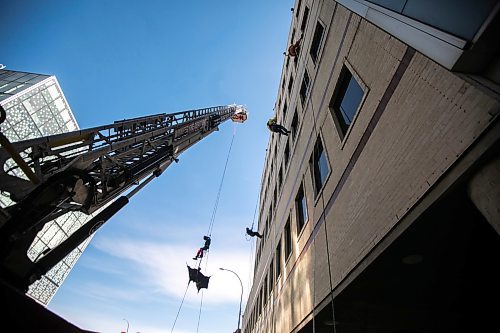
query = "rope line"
(197, 126, 236, 331)
(172, 124, 237, 333)
(250, 190, 259, 231)
(170, 282, 190, 333)
(196, 290, 205, 333)
(207, 127, 236, 236)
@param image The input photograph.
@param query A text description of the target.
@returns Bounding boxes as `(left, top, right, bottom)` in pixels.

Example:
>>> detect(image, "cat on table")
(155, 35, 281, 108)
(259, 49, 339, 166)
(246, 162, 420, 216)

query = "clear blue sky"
(1, 1, 293, 332)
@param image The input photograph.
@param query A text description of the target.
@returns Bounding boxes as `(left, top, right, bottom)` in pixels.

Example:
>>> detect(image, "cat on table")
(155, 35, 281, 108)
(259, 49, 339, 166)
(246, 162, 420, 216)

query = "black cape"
(187, 265, 210, 292)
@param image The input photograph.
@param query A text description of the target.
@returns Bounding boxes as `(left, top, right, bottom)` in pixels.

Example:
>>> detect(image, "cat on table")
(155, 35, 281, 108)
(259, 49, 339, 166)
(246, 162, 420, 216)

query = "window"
(273, 187, 277, 209)
(295, 0, 302, 18)
(278, 165, 283, 190)
(284, 218, 292, 260)
(287, 74, 294, 95)
(310, 136, 330, 195)
(310, 21, 325, 63)
(284, 139, 290, 167)
(269, 259, 274, 292)
(300, 6, 309, 32)
(291, 110, 299, 140)
(268, 205, 272, 236)
(299, 70, 310, 106)
(258, 288, 263, 316)
(329, 66, 364, 138)
(275, 240, 282, 279)
(282, 101, 288, 122)
(263, 273, 268, 304)
(295, 184, 308, 233)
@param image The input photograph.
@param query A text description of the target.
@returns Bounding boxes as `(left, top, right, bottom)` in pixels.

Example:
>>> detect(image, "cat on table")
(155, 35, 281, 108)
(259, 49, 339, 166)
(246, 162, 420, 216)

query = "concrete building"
(243, 1, 500, 332)
(0, 69, 93, 305)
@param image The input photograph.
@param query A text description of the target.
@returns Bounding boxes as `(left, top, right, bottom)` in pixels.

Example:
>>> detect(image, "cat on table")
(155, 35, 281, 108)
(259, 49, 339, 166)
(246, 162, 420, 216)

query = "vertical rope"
(196, 290, 205, 333)
(207, 127, 236, 236)
(170, 282, 191, 333)
(310, 94, 337, 333)
(197, 124, 235, 330)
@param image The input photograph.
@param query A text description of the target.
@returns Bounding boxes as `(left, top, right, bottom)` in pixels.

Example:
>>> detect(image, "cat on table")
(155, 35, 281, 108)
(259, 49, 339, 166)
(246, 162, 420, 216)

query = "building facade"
(243, 1, 500, 332)
(0, 69, 93, 305)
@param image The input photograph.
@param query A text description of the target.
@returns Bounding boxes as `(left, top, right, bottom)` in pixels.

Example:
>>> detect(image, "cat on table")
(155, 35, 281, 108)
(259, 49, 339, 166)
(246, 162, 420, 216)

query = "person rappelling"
(246, 227, 263, 238)
(267, 117, 290, 136)
(193, 235, 211, 260)
(284, 33, 304, 57)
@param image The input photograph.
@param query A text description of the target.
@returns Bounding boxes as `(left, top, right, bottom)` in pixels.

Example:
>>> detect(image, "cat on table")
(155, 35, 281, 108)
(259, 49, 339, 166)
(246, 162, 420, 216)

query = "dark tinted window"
(288, 74, 294, 95)
(329, 66, 364, 138)
(295, 0, 302, 17)
(296, 184, 307, 233)
(300, 70, 310, 105)
(276, 240, 282, 278)
(284, 139, 290, 166)
(269, 259, 274, 292)
(291, 110, 299, 140)
(310, 21, 325, 63)
(285, 218, 292, 260)
(310, 136, 330, 195)
(301, 7, 309, 31)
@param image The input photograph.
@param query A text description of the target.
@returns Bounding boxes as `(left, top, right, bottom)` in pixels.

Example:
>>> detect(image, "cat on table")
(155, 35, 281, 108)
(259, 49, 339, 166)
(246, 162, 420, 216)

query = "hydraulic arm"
(0, 104, 247, 292)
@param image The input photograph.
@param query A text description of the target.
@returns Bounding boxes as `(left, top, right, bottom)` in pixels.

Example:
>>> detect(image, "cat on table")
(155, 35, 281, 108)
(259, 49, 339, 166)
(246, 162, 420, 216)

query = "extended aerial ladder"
(0, 104, 247, 292)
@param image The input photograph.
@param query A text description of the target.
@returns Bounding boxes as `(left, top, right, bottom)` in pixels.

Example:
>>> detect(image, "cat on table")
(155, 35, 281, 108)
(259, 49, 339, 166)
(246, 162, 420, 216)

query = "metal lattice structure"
(0, 104, 247, 293)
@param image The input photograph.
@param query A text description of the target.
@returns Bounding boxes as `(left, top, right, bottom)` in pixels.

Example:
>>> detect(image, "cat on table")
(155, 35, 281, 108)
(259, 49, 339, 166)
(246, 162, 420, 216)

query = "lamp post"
(219, 267, 243, 332)
(122, 318, 129, 333)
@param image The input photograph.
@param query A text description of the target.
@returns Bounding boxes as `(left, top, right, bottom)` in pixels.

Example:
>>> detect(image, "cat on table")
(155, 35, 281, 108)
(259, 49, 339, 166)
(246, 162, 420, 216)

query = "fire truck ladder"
(0, 104, 247, 292)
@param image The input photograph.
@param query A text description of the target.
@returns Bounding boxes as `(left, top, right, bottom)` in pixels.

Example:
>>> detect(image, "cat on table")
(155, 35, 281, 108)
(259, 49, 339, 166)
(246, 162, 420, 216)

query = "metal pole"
(220, 267, 243, 332)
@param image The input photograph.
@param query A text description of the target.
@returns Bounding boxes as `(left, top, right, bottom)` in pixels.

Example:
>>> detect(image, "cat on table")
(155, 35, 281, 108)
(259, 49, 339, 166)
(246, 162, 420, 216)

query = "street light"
(219, 267, 243, 332)
(122, 318, 129, 333)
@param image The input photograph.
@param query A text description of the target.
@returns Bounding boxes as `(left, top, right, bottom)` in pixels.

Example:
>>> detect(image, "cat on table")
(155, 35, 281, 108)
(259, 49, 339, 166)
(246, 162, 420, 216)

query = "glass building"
(0, 69, 93, 305)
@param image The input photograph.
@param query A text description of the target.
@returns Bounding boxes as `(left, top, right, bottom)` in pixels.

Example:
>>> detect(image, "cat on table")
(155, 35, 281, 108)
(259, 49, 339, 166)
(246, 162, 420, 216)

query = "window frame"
(287, 74, 294, 96)
(309, 134, 331, 197)
(284, 217, 292, 261)
(295, 183, 308, 236)
(284, 139, 290, 167)
(309, 20, 326, 64)
(275, 239, 282, 280)
(300, 6, 309, 32)
(269, 259, 274, 293)
(290, 109, 299, 141)
(329, 62, 368, 145)
(299, 69, 310, 106)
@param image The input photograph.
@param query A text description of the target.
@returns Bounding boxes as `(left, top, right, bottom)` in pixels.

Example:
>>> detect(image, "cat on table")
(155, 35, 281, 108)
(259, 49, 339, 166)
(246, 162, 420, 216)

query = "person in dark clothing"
(193, 235, 211, 260)
(267, 117, 290, 136)
(246, 227, 263, 238)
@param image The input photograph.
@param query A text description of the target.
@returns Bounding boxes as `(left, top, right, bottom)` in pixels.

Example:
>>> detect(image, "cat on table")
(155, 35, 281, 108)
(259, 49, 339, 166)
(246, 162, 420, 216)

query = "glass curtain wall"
(0, 71, 93, 305)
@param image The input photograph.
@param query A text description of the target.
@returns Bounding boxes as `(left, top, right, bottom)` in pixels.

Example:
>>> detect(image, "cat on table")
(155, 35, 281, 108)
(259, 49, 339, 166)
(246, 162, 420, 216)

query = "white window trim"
(337, 0, 468, 69)
(337, 60, 370, 150)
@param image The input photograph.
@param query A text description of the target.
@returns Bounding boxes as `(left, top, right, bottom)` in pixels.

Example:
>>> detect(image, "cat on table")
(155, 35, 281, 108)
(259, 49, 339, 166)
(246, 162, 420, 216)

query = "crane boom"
(0, 104, 247, 292)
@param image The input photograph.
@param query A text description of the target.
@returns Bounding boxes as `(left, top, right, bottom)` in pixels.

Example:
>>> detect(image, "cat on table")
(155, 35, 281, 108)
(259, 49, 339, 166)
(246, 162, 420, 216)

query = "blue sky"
(1, 1, 293, 332)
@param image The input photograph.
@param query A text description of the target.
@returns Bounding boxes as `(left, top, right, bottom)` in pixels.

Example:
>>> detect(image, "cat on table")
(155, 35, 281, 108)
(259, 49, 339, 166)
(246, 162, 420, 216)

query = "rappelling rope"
(195, 124, 237, 332)
(170, 282, 191, 333)
(170, 125, 237, 333)
(206, 125, 236, 237)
